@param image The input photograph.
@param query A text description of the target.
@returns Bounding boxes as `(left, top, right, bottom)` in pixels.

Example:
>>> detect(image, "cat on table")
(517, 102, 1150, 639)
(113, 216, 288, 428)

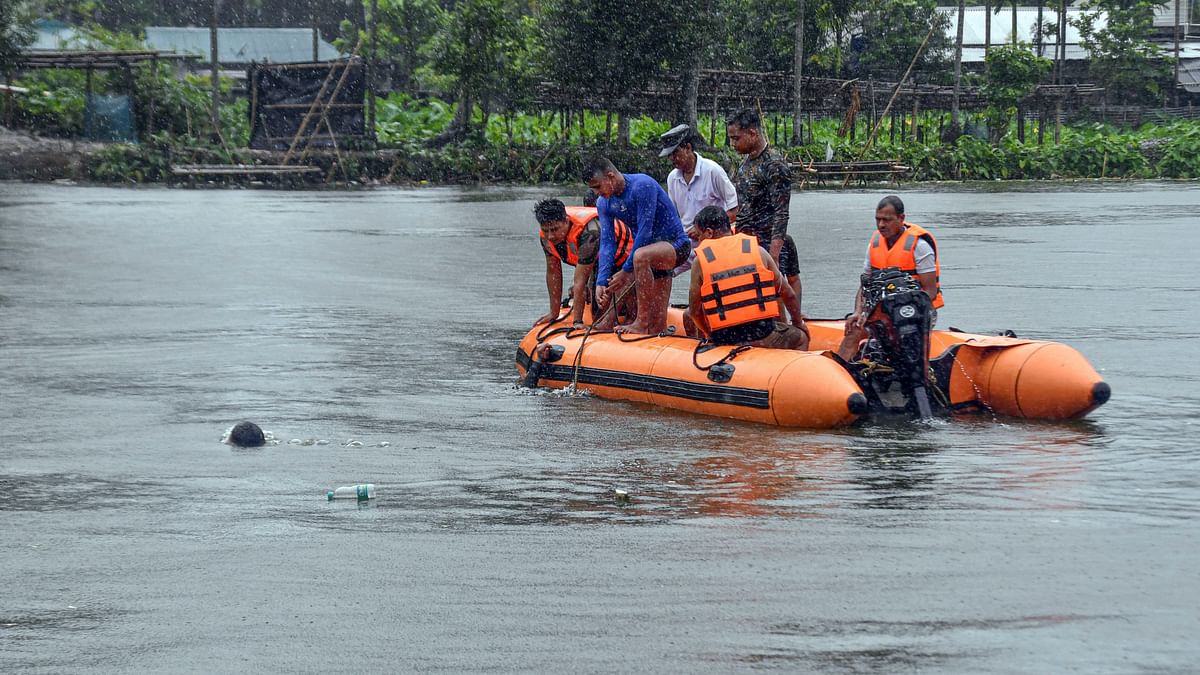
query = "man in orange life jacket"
(839, 195, 943, 358)
(533, 198, 633, 327)
(687, 206, 809, 349)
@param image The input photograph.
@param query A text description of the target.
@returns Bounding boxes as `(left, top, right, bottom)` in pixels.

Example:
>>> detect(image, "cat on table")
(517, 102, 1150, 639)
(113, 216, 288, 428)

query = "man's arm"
(912, 239, 938, 301)
(569, 263, 593, 325)
(687, 265, 709, 337)
(569, 221, 602, 325)
(713, 163, 739, 222)
(766, 157, 792, 262)
(916, 271, 938, 301)
(535, 254, 564, 326)
(594, 199, 616, 287)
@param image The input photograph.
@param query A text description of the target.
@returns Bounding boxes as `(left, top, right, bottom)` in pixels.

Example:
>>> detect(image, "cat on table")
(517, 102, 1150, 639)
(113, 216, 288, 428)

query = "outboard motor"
(859, 267, 936, 418)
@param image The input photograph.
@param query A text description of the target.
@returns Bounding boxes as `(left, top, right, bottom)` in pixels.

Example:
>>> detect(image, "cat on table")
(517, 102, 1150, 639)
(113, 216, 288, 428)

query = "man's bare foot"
(614, 321, 650, 335)
(591, 315, 616, 332)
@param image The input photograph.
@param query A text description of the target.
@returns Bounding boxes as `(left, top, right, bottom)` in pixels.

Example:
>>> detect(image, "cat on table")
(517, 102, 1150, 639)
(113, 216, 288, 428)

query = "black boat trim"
(516, 349, 771, 409)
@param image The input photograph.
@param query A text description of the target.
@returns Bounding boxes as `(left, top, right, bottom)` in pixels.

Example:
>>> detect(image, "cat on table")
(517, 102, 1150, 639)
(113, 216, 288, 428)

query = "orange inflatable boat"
(516, 270, 1109, 428)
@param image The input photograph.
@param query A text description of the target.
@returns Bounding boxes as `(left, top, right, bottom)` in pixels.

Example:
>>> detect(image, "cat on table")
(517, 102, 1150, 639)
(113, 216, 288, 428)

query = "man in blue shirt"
(585, 157, 691, 335)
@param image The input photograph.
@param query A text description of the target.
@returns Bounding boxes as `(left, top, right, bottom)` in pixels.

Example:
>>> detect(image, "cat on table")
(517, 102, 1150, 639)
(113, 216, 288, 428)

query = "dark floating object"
(228, 421, 266, 447)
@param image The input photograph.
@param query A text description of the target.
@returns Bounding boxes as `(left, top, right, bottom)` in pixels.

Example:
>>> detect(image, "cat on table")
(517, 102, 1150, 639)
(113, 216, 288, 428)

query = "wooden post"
(210, 0, 221, 140)
(1037, 101, 1045, 145)
(311, 0, 319, 62)
(249, 65, 258, 144)
(84, 65, 93, 139)
(1017, 105, 1025, 142)
(1054, 99, 1062, 144)
(984, 0, 992, 58)
(122, 62, 135, 140)
(1174, 0, 1182, 106)
(868, 77, 877, 131)
(911, 96, 919, 140)
(368, 0, 378, 141)
(1058, 0, 1067, 85)
(1036, 2, 1044, 58)
(4, 68, 12, 129)
(791, 0, 806, 145)
(710, 86, 718, 146)
(147, 56, 158, 137)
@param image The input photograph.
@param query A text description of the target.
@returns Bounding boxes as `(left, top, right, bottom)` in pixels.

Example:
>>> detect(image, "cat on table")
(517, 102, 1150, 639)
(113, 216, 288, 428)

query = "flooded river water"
(1, 181, 1197, 673)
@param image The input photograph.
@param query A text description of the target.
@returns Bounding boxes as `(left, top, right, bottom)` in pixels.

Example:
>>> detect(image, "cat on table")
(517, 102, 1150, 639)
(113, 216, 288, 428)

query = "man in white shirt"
(660, 124, 739, 235)
(660, 125, 738, 279)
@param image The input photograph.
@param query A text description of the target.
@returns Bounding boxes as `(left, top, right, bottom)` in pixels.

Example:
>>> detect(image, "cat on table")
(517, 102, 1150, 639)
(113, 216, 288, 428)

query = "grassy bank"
(8, 86, 1200, 184)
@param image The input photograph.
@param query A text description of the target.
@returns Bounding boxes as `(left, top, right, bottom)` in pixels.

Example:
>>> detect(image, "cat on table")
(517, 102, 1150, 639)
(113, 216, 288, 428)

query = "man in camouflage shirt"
(727, 108, 802, 316)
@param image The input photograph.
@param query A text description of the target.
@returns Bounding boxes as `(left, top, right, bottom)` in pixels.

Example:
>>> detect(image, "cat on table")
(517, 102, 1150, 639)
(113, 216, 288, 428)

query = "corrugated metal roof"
(1151, 0, 1190, 29)
(144, 27, 341, 64)
(31, 18, 85, 50)
(1179, 59, 1200, 93)
(935, 7, 1104, 50)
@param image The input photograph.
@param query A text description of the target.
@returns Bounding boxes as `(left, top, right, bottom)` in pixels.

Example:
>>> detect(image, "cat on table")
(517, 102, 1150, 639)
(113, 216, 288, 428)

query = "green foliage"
(376, 93, 454, 143)
(854, 0, 953, 83)
(1, 0, 35, 74)
(13, 26, 241, 143)
(375, 93, 679, 148)
(538, 0, 692, 108)
(89, 130, 251, 183)
(720, 0, 806, 73)
(1073, 0, 1173, 105)
(12, 70, 88, 136)
(426, 0, 537, 118)
(981, 43, 1050, 144)
(336, 0, 444, 93)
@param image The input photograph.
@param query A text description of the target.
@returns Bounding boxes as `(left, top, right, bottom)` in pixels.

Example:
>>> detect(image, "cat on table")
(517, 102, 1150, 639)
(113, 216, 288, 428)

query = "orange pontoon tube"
(517, 264, 1108, 427)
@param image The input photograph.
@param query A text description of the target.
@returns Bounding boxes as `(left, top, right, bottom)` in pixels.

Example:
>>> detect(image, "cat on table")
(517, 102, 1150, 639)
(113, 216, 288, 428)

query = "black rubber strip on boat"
(516, 349, 771, 409)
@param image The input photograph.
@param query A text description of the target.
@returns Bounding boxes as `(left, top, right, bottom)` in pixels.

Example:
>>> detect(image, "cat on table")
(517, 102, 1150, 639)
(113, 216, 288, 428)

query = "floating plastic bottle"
(326, 484, 376, 501)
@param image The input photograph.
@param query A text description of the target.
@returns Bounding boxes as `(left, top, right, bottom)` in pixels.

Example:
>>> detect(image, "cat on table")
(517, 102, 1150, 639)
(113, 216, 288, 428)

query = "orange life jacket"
(541, 206, 633, 268)
(868, 221, 944, 309)
(696, 233, 780, 331)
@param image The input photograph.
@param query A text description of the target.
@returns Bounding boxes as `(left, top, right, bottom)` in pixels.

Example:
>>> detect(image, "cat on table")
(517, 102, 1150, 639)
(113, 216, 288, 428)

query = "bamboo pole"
(298, 47, 364, 165)
(311, 0, 319, 62)
(842, 24, 936, 188)
(1174, 0, 1182, 106)
(284, 37, 363, 165)
(368, 0, 378, 140)
(210, 0, 221, 141)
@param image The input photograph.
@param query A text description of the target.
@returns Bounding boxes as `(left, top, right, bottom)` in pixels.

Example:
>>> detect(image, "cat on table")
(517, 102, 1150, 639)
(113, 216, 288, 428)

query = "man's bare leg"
(616, 242, 677, 335)
(643, 275, 673, 334)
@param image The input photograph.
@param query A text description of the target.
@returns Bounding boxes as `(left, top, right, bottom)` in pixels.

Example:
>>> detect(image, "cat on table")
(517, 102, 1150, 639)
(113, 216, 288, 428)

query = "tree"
(981, 43, 1050, 144)
(791, 0, 806, 144)
(854, 0, 952, 83)
(538, 0, 688, 145)
(1073, 0, 1173, 105)
(806, 0, 858, 79)
(339, 0, 443, 93)
(425, 0, 535, 144)
(676, 0, 724, 132)
(721, 0, 806, 73)
(1, 1, 35, 77)
(951, 0, 965, 131)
